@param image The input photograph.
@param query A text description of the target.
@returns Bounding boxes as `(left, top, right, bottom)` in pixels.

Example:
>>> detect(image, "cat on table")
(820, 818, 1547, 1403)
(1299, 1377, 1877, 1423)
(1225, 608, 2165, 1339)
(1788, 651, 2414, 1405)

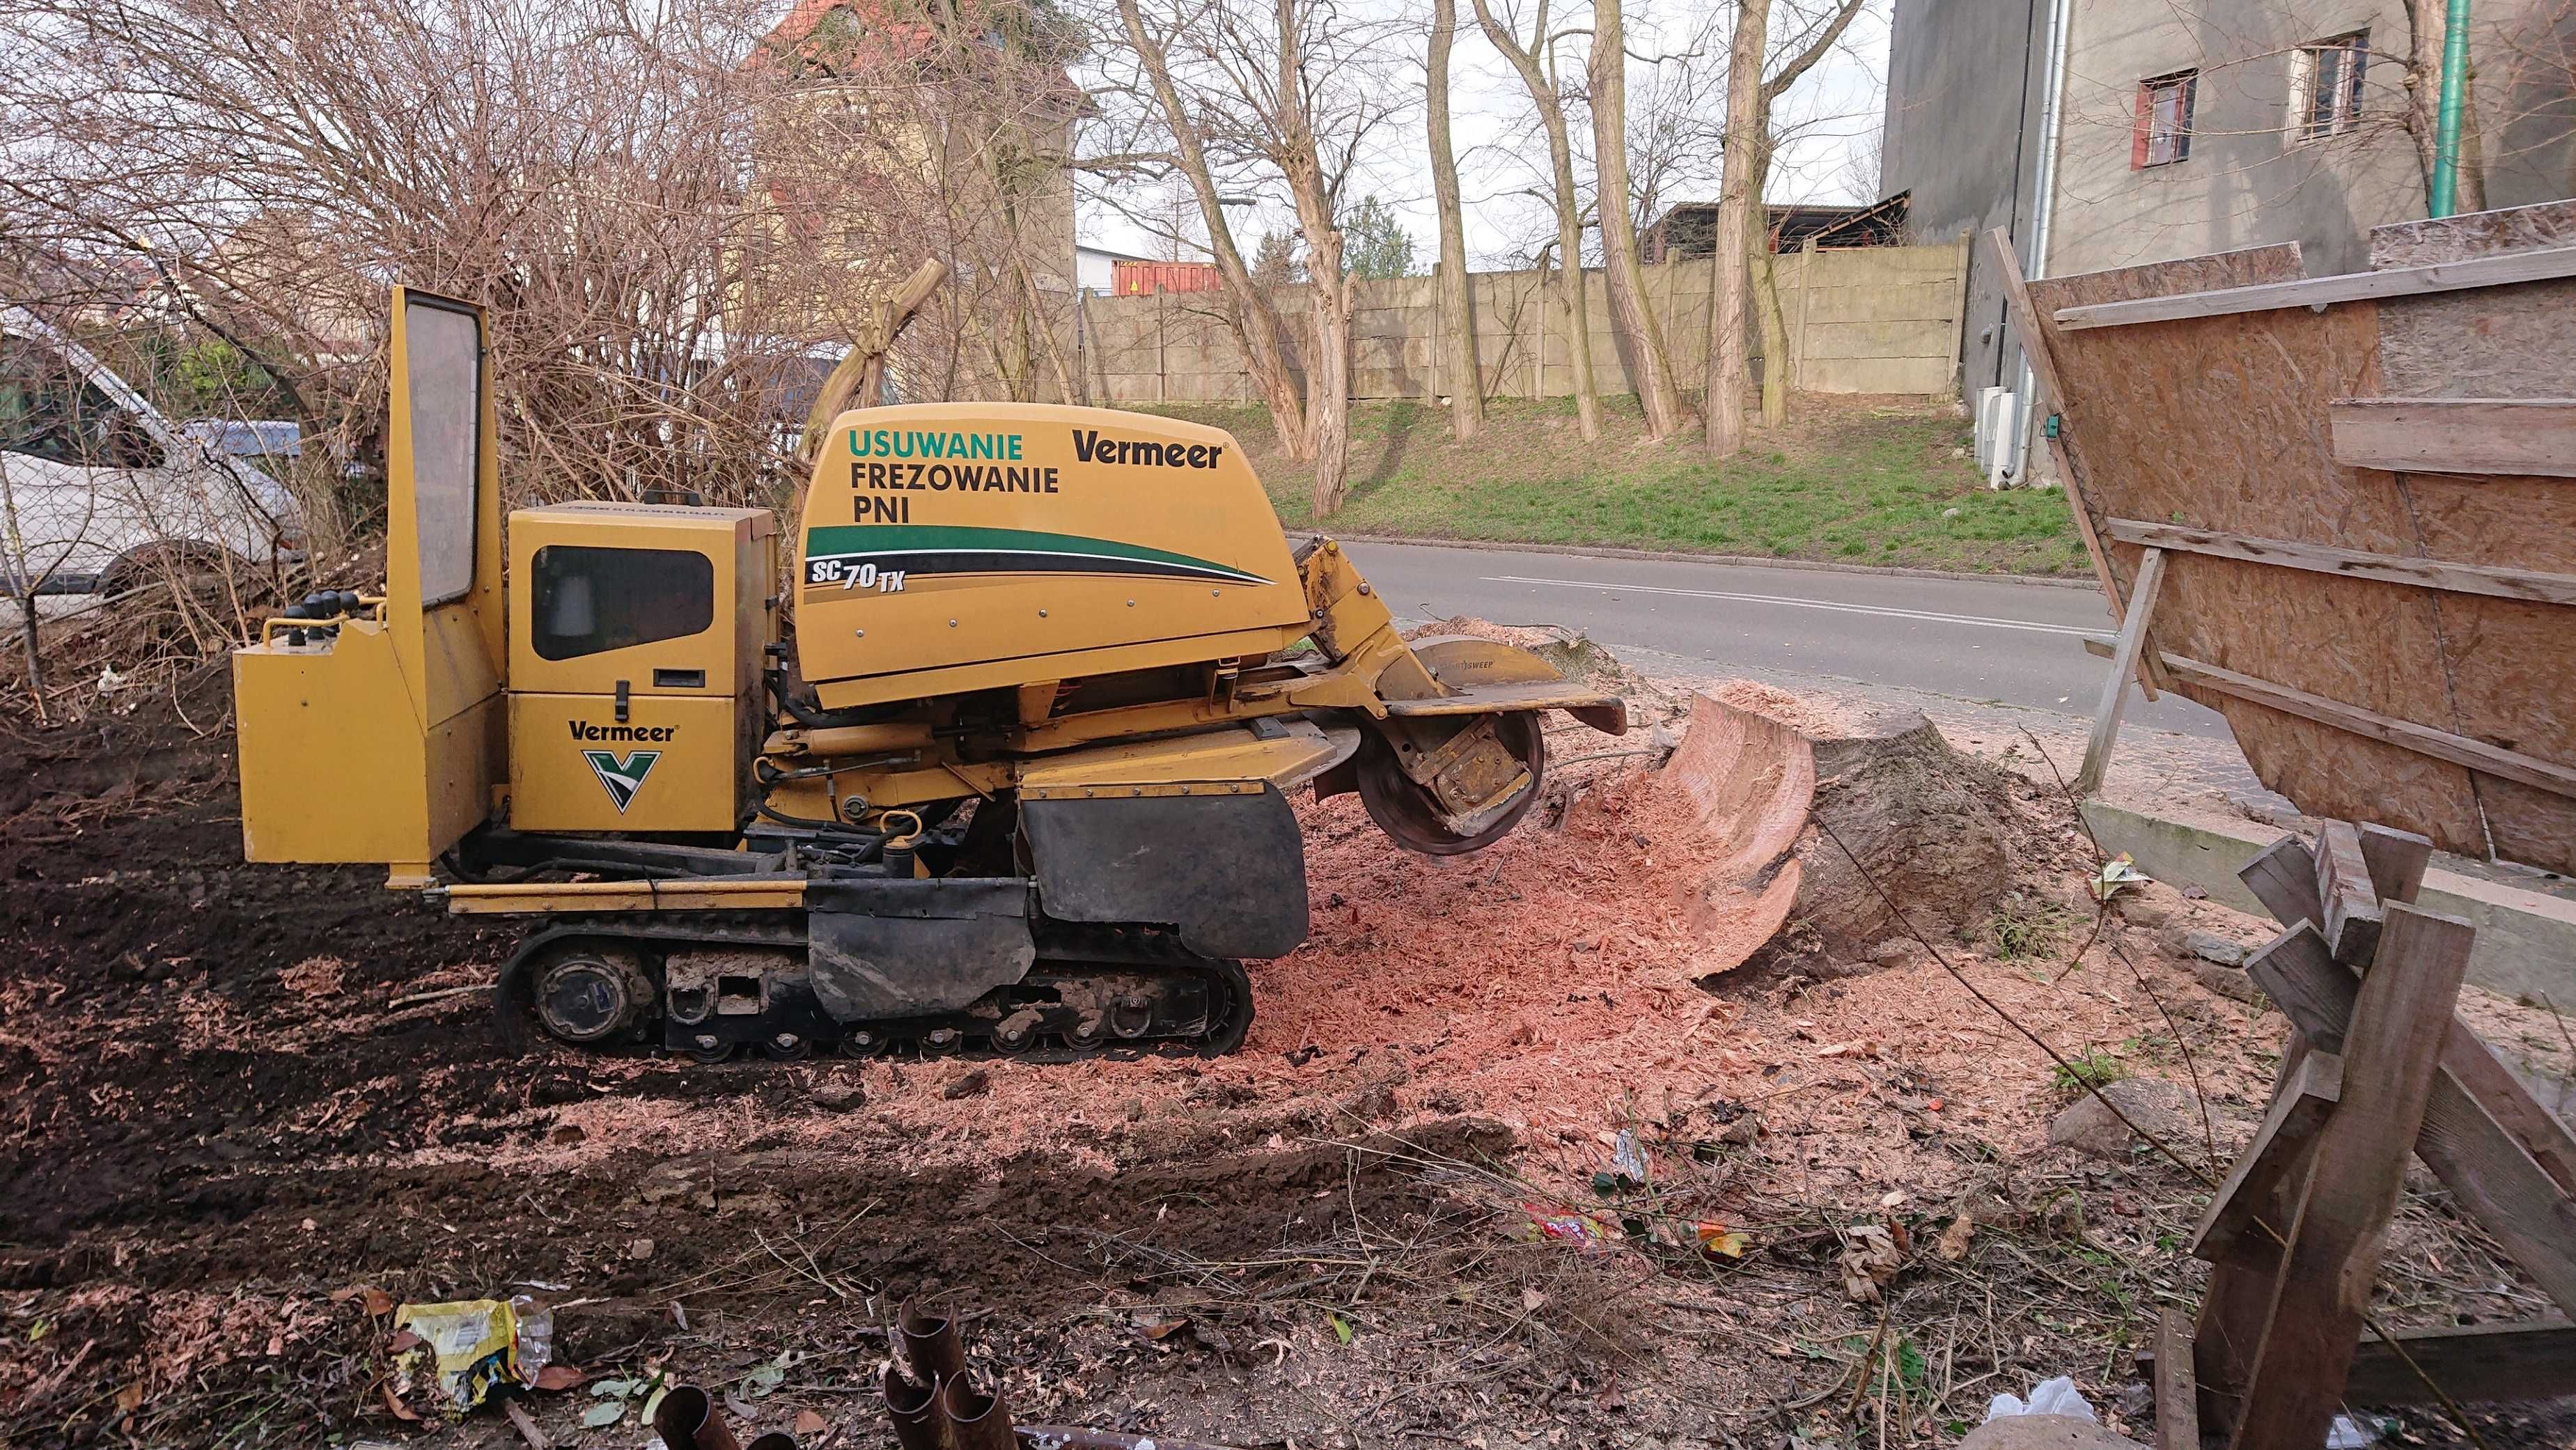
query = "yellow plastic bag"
(391, 1296, 554, 1413)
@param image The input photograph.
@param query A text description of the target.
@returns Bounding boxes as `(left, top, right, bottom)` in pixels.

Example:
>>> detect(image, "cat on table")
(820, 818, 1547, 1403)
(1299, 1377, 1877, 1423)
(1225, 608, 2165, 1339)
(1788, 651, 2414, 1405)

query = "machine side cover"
(1022, 786, 1309, 960)
(805, 878, 1036, 1021)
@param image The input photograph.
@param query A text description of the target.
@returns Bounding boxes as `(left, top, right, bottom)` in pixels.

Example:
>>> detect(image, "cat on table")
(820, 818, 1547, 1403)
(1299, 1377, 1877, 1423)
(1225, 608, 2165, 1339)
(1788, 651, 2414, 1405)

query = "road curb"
(1325, 533, 2102, 590)
(2080, 799, 2576, 1006)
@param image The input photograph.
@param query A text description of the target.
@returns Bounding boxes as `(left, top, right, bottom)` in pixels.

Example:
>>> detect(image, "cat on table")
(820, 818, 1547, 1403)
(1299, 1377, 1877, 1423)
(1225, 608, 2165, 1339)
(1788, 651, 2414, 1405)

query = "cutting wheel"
(1356, 710, 1547, 855)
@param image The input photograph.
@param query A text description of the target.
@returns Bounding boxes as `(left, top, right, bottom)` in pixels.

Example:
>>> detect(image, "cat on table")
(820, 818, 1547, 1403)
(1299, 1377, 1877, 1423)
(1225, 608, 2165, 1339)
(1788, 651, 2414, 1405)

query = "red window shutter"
(2132, 84, 2152, 169)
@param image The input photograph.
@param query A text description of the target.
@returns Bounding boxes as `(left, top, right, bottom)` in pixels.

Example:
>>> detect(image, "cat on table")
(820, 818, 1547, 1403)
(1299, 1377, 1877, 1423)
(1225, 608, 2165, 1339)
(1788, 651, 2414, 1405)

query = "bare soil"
(3, 658, 2570, 1450)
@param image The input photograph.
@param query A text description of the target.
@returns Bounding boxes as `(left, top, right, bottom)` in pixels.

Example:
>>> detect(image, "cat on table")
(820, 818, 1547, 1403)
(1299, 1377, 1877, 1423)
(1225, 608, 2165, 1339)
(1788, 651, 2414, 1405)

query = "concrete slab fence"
(1072, 240, 1969, 406)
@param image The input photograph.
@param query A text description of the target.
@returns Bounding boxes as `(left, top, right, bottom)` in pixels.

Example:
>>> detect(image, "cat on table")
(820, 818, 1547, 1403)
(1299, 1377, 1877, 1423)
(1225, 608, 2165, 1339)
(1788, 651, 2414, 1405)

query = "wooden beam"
(2075, 547, 2167, 797)
(2230, 905, 2477, 1450)
(2339, 1320, 2576, 1406)
(2237, 834, 2324, 928)
(2190, 1050, 2342, 1265)
(2440, 1022, 2576, 1196)
(2153, 1309, 2200, 1450)
(2103, 519, 2576, 607)
(2357, 823, 2434, 905)
(2153, 652, 2576, 802)
(2146, 1320, 2576, 1410)
(2052, 244, 2576, 332)
(2246, 923, 2576, 1319)
(2331, 398, 2576, 478)
(1985, 228, 2164, 699)
(2314, 823, 2386, 967)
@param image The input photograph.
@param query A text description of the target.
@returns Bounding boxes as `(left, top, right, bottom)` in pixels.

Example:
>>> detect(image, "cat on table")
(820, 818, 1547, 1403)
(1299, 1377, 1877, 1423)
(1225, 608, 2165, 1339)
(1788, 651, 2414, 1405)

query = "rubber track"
(494, 910, 1254, 1063)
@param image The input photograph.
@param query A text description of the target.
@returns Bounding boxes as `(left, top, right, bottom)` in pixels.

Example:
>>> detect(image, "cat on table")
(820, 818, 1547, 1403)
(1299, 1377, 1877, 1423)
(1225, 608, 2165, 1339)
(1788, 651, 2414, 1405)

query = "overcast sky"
(1075, 0, 1891, 269)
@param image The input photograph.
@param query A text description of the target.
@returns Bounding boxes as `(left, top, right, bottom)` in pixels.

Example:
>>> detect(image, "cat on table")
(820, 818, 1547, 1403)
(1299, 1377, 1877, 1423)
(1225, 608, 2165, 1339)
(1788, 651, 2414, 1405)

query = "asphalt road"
(1346, 539, 2235, 741)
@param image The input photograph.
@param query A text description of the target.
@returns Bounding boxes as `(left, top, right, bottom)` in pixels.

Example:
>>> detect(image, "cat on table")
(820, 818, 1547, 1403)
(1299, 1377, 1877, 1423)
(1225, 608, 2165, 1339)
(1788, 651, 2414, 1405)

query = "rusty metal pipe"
(1014, 1430, 1243, 1450)
(898, 1296, 969, 1385)
(651, 1385, 743, 1450)
(939, 1376, 1015, 1450)
(882, 1363, 951, 1450)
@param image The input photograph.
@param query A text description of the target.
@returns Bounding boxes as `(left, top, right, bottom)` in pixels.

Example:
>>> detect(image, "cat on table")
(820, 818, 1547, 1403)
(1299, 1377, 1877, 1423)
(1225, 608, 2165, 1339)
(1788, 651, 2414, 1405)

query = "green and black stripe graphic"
(804, 524, 1270, 588)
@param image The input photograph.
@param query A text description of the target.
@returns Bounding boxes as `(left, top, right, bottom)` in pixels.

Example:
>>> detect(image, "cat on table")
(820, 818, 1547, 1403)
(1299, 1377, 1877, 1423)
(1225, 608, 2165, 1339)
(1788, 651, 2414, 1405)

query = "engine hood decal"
(803, 524, 1271, 588)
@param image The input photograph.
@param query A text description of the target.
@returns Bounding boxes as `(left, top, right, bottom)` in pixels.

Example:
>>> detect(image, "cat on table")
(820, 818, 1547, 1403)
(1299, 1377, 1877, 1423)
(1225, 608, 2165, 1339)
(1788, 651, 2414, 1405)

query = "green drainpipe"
(2429, 0, 2472, 217)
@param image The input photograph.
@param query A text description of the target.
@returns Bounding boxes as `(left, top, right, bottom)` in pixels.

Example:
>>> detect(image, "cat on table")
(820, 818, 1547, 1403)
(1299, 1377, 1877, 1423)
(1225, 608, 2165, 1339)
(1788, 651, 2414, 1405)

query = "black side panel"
(1022, 787, 1309, 960)
(805, 878, 1035, 1022)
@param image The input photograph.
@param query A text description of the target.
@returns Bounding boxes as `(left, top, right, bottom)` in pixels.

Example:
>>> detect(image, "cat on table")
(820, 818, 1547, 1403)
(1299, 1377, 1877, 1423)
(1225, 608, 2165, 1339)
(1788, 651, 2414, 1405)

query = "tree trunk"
(1427, 0, 1483, 439)
(1705, 0, 1772, 453)
(1470, 0, 1600, 441)
(1276, 0, 1352, 515)
(1588, 0, 1690, 437)
(1117, 0, 1314, 459)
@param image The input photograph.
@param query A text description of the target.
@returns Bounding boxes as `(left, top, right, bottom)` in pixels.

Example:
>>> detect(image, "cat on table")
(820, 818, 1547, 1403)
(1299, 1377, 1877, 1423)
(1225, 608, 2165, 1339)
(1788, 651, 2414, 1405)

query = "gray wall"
(1880, 0, 2054, 400)
(1883, 0, 2576, 398)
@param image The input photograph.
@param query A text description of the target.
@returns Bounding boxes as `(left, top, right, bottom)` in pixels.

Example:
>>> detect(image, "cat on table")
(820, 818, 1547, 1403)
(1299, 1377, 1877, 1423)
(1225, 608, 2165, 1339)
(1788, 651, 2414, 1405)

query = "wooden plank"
(2052, 245, 2576, 332)
(2357, 824, 2434, 905)
(2246, 925, 2352, 1054)
(2330, 398, 2576, 478)
(2314, 823, 2387, 967)
(2155, 651, 2576, 802)
(2153, 1309, 2200, 1450)
(2229, 905, 2478, 1450)
(2190, 1050, 2343, 1265)
(2146, 1319, 2576, 1410)
(2104, 518, 2576, 607)
(2440, 1022, 2576, 1196)
(2075, 547, 2167, 796)
(1988, 231, 2122, 608)
(2245, 921, 2576, 1319)
(2341, 1320, 2576, 1406)
(2237, 834, 2324, 928)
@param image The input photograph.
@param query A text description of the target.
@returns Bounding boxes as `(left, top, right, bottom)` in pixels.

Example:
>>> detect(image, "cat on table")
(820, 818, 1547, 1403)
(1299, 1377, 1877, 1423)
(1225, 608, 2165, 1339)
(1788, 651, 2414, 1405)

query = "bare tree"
(1588, 0, 1691, 436)
(1706, 0, 1772, 453)
(1104, 0, 1315, 462)
(1427, 0, 1484, 439)
(1743, 0, 1868, 428)
(1471, 0, 1603, 441)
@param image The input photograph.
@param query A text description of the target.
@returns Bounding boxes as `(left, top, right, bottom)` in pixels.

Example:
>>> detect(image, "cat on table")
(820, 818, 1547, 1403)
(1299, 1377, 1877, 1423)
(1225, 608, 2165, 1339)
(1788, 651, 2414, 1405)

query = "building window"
(2291, 31, 2368, 141)
(2133, 70, 2198, 168)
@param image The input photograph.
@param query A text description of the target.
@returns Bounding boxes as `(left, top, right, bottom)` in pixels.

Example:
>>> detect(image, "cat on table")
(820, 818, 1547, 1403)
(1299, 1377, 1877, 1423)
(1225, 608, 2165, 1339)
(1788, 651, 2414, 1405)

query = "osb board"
(2368, 199, 2576, 269)
(2026, 248, 2499, 863)
(2367, 215, 2576, 872)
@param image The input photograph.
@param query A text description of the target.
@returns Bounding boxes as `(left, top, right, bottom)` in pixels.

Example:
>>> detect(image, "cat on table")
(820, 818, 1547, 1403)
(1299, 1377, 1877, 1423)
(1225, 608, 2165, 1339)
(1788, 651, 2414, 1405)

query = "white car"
(0, 306, 303, 597)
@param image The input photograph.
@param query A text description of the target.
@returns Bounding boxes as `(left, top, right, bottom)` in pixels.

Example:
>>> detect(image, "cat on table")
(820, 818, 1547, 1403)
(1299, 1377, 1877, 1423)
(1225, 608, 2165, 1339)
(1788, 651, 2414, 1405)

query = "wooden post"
(2154, 1309, 2200, 1450)
(2228, 904, 2476, 1449)
(2075, 545, 2167, 795)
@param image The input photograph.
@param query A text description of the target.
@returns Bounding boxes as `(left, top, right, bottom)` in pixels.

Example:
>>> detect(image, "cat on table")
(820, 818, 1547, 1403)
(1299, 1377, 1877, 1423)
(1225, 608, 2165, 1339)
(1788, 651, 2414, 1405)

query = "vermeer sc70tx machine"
(233, 289, 1624, 1061)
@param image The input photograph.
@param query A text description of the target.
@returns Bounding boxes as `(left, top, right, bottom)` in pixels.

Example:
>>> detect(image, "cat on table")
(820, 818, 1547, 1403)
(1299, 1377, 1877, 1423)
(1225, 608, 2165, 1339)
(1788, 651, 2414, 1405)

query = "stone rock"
(2048, 1078, 2201, 1161)
(1864, 938, 1916, 965)
(941, 1068, 991, 1101)
(1956, 1416, 2144, 1450)
(2192, 958, 2259, 1002)
(811, 1080, 864, 1111)
(2183, 930, 2247, 967)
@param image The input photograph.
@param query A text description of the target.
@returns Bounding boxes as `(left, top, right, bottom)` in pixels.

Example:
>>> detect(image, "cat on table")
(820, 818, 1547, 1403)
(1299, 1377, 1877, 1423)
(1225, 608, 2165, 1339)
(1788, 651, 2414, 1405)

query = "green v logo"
(582, 750, 661, 813)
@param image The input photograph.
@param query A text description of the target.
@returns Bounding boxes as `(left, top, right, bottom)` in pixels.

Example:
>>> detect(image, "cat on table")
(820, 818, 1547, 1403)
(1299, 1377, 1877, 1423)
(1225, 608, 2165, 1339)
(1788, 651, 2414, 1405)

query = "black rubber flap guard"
(1022, 786, 1309, 960)
(805, 878, 1036, 1022)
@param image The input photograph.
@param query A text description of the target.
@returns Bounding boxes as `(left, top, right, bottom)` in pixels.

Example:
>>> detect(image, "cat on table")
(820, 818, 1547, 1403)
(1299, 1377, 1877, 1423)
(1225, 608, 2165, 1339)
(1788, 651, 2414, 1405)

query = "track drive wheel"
(1357, 711, 1547, 856)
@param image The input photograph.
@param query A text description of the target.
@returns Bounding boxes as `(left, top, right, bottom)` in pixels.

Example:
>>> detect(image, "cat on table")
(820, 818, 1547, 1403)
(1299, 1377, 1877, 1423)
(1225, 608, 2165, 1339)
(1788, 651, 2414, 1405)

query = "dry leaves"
(1839, 1223, 1902, 1302)
(1935, 1213, 1975, 1261)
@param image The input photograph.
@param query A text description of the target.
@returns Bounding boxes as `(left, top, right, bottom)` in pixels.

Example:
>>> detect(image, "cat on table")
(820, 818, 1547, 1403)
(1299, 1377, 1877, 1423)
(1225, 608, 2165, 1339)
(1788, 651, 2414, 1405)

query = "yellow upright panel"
(233, 288, 505, 880)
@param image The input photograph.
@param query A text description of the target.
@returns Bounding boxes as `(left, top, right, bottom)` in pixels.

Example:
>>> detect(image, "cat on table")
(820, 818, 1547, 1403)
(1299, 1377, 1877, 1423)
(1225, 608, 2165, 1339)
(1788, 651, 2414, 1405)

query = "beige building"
(1882, 0, 2575, 477)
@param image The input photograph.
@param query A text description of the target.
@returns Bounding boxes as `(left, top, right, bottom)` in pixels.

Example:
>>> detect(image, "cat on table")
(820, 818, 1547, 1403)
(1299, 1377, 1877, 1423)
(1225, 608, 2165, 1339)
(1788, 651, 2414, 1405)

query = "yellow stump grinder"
(232, 290, 1624, 1061)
